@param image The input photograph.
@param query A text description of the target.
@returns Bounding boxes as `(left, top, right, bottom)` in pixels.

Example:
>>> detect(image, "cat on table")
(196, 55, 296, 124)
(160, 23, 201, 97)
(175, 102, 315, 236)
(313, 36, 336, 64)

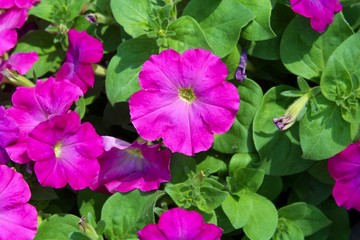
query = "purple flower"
(0, 164, 37, 239)
(0, 8, 27, 56)
(0, 0, 39, 9)
(235, 49, 247, 82)
(27, 112, 103, 190)
(138, 208, 223, 240)
(0, 106, 19, 164)
(129, 49, 240, 156)
(90, 136, 171, 193)
(328, 140, 360, 211)
(56, 29, 104, 94)
(0, 51, 38, 83)
(6, 77, 83, 164)
(290, 0, 342, 32)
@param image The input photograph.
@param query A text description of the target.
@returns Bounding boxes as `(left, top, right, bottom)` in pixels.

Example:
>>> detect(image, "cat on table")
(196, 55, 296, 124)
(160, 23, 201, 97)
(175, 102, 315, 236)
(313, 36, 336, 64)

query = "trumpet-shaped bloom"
(6, 77, 82, 164)
(0, 8, 27, 55)
(129, 49, 240, 156)
(91, 137, 171, 193)
(290, 0, 342, 32)
(0, 106, 19, 164)
(56, 29, 103, 93)
(328, 140, 360, 211)
(0, 51, 38, 83)
(138, 208, 223, 240)
(0, 165, 37, 239)
(27, 112, 103, 190)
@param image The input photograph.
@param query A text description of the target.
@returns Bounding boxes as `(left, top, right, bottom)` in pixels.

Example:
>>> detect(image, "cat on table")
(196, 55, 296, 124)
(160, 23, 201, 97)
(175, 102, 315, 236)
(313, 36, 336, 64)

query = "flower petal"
(6, 52, 38, 74)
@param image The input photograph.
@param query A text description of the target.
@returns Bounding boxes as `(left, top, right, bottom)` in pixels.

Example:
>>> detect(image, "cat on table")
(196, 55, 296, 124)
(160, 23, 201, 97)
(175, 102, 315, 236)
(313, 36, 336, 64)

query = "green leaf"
(240, 0, 276, 41)
(183, 0, 254, 57)
(320, 31, 360, 123)
(74, 97, 86, 119)
(243, 191, 278, 240)
(196, 154, 227, 175)
(101, 190, 164, 240)
(28, 0, 53, 22)
(213, 79, 263, 154)
(227, 168, 265, 194)
(14, 31, 65, 78)
(169, 153, 196, 184)
(166, 16, 212, 52)
(105, 37, 158, 104)
(257, 175, 283, 201)
(110, 0, 151, 38)
(221, 193, 253, 229)
(229, 153, 260, 176)
(280, 13, 353, 81)
(299, 94, 352, 160)
(222, 45, 241, 81)
(77, 189, 109, 223)
(278, 203, 331, 236)
(34, 214, 82, 240)
(273, 218, 304, 240)
(253, 86, 313, 175)
(69, 232, 92, 240)
(248, 3, 294, 60)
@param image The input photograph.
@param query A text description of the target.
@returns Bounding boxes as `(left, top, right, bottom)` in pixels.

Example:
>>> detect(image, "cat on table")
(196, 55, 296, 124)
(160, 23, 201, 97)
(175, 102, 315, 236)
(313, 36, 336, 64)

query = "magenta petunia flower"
(0, 106, 19, 164)
(0, 51, 38, 83)
(129, 49, 240, 156)
(0, 0, 39, 9)
(90, 136, 171, 193)
(328, 140, 360, 211)
(290, 0, 342, 32)
(0, 165, 37, 239)
(6, 77, 82, 164)
(0, 8, 27, 56)
(56, 29, 103, 94)
(138, 207, 223, 240)
(27, 112, 103, 190)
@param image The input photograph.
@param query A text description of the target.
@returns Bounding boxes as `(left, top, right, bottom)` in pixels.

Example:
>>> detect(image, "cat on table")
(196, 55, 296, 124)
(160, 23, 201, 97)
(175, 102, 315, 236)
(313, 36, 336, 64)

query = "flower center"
(54, 141, 62, 158)
(178, 88, 196, 103)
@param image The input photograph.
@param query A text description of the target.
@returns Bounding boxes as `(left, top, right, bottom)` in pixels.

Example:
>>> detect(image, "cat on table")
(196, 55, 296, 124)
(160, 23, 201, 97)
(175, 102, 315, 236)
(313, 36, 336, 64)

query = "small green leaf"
(77, 189, 109, 224)
(166, 16, 212, 52)
(240, 0, 276, 41)
(221, 193, 253, 229)
(105, 37, 158, 104)
(110, 0, 151, 38)
(229, 153, 260, 176)
(34, 214, 82, 240)
(101, 190, 164, 240)
(227, 168, 265, 194)
(273, 218, 304, 240)
(183, 0, 254, 57)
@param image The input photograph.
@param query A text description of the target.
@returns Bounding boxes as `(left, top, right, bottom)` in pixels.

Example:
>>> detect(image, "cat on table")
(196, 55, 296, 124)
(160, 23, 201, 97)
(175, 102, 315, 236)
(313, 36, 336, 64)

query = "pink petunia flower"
(129, 49, 240, 156)
(0, 51, 38, 83)
(328, 140, 360, 211)
(0, 0, 39, 9)
(0, 164, 37, 239)
(6, 77, 83, 164)
(138, 207, 223, 240)
(290, 0, 342, 32)
(0, 8, 28, 56)
(0, 106, 19, 164)
(56, 29, 103, 94)
(90, 136, 171, 193)
(27, 112, 103, 190)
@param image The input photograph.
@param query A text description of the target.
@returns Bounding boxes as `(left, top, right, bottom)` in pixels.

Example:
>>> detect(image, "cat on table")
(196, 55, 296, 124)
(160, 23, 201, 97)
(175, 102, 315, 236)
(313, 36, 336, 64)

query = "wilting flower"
(290, 0, 342, 32)
(0, 165, 37, 239)
(0, 8, 27, 56)
(0, 51, 38, 84)
(273, 91, 312, 130)
(235, 49, 247, 82)
(0, 0, 39, 9)
(56, 29, 103, 93)
(129, 49, 240, 156)
(91, 137, 171, 193)
(27, 112, 103, 190)
(138, 208, 223, 240)
(6, 77, 82, 164)
(0, 106, 19, 164)
(328, 140, 360, 211)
